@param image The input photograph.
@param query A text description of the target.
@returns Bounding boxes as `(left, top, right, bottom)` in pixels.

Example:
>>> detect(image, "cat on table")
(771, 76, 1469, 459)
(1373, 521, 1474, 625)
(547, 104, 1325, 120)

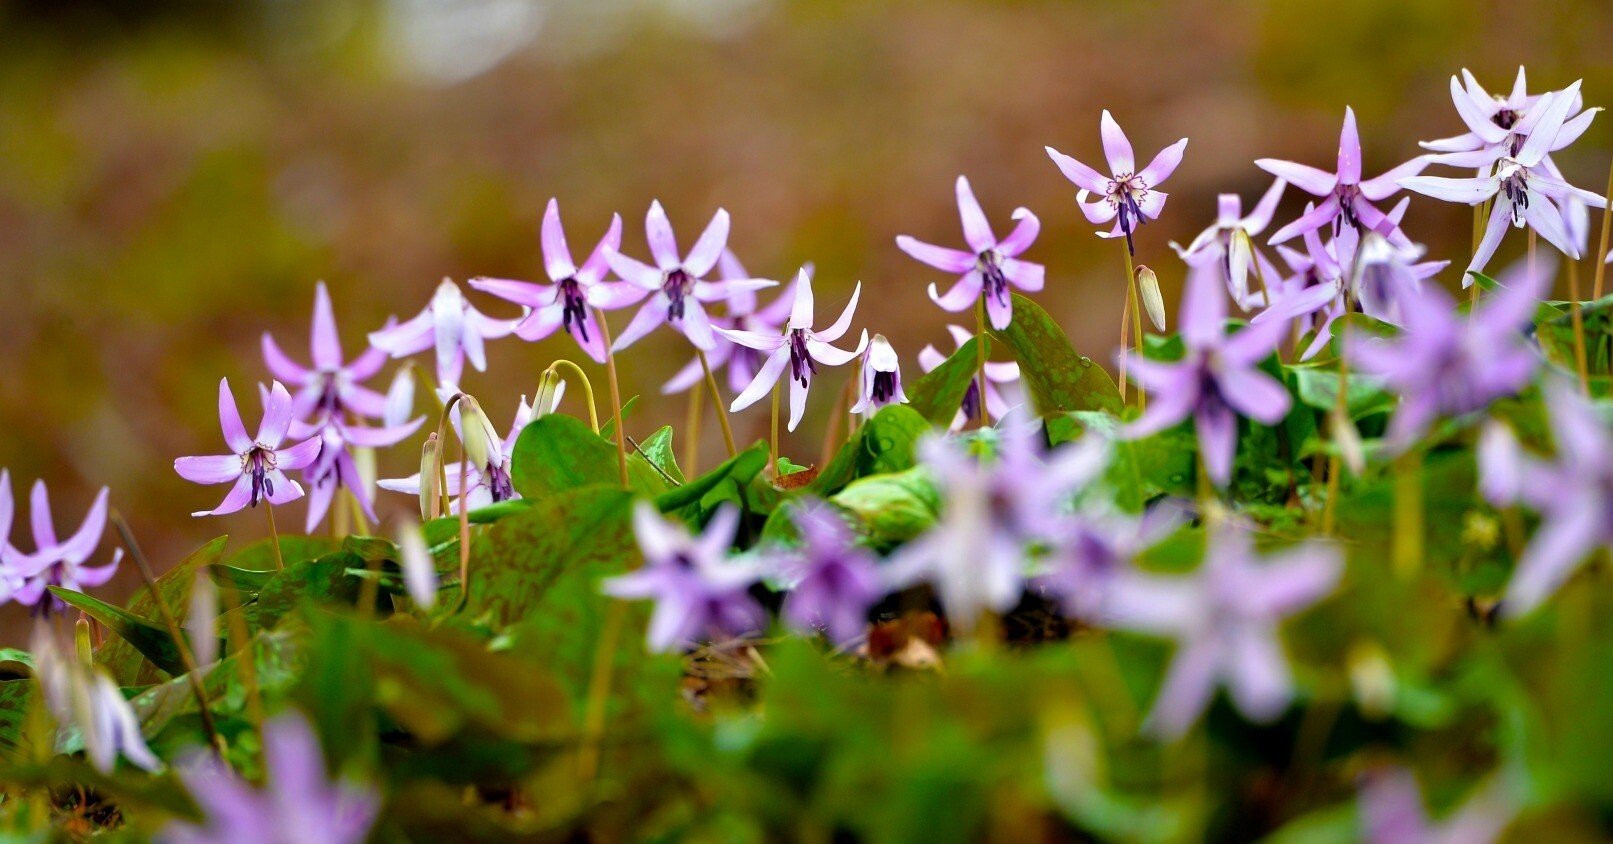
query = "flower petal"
(955, 175, 995, 253)
(684, 208, 730, 278)
(175, 454, 243, 485)
(896, 236, 975, 273)
(1099, 110, 1135, 174)
(645, 200, 680, 271)
(540, 198, 577, 280)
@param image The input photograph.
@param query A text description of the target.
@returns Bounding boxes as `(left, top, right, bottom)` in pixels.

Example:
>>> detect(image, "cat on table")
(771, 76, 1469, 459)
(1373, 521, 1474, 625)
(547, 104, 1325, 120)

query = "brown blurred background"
(3, 0, 1612, 640)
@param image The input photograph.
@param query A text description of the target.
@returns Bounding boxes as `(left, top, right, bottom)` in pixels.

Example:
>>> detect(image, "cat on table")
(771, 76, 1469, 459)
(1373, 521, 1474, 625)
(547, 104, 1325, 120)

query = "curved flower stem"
(1569, 259, 1591, 393)
(111, 510, 227, 762)
(590, 307, 631, 489)
(263, 503, 284, 571)
(542, 359, 599, 433)
(1116, 288, 1132, 405)
(684, 384, 703, 475)
(974, 295, 989, 428)
(1594, 159, 1613, 301)
(456, 452, 471, 608)
(1122, 241, 1146, 411)
(698, 350, 738, 458)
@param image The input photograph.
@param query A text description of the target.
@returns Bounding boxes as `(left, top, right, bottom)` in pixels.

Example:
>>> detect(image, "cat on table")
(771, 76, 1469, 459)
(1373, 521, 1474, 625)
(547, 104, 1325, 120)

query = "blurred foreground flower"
(770, 504, 882, 646)
(32, 625, 160, 774)
(1357, 766, 1512, 844)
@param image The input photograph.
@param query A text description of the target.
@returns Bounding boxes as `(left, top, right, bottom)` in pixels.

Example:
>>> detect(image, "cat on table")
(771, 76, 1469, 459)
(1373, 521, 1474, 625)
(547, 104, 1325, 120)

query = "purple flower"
(595, 202, 775, 352)
(469, 199, 623, 364)
(918, 324, 1023, 430)
(1351, 263, 1543, 451)
(1256, 107, 1428, 245)
(1171, 178, 1287, 310)
(159, 711, 379, 844)
(1421, 68, 1596, 161)
(1401, 81, 1606, 275)
(1034, 504, 1181, 624)
(770, 504, 883, 646)
(1258, 219, 1350, 360)
(0, 471, 31, 604)
(368, 279, 518, 388)
(1480, 379, 1613, 616)
(261, 282, 392, 423)
(9, 481, 121, 611)
(601, 503, 767, 653)
(717, 269, 866, 431)
(378, 389, 545, 511)
(1106, 523, 1341, 737)
(174, 379, 321, 517)
(1122, 272, 1291, 487)
(1357, 766, 1513, 844)
(885, 428, 1107, 630)
(32, 626, 161, 774)
(662, 255, 800, 396)
(850, 334, 907, 416)
(1350, 221, 1449, 326)
(1046, 111, 1189, 254)
(289, 415, 422, 533)
(895, 175, 1045, 329)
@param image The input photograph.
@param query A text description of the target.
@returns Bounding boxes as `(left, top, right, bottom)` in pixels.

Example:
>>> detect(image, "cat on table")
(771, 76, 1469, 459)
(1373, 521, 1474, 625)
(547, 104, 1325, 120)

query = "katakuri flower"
(662, 255, 800, 396)
(5, 479, 121, 611)
(1400, 81, 1607, 275)
(174, 379, 321, 517)
(894, 175, 1045, 329)
(469, 199, 623, 364)
(596, 202, 776, 352)
(290, 415, 422, 532)
(261, 282, 392, 423)
(1356, 766, 1513, 844)
(850, 333, 907, 416)
(158, 711, 379, 844)
(1479, 379, 1613, 616)
(1257, 217, 1350, 360)
(1421, 67, 1597, 160)
(1171, 178, 1287, 310)
(1033, 503, 1181, 624)
(918, 324, 1023, 430)
(1106, 522, 1341, 737)
(31, 625, 161, 774)
(717, 269, 866, 431)
(377, 390, 558, 512)
(1046, 111, 1189, 254)
(770, 503, 883, 646)
(0, 471, 32, 604)
(601, 503, 767, 653)
(1351, 260, 1543, 451)
(396, 521, 438, 610)
(1122, 271, 1291, 487)
(1257, 107, 1428, 245)
(368, 279, 519, 387)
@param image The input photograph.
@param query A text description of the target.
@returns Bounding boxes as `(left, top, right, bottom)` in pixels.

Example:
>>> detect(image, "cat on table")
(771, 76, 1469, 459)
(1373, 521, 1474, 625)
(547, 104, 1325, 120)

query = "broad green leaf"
(829, 466, 940, 546)
(50, 587, 189, 678)
(250, 551, 370, 631)
(637, 425, 686, 484)
(907, 334, 988, 427)
(597, 394, 640, 440)
(989, 293, 1122, 415)
(1536, 294, 1613, 376)
(654, 442, 769, 514)
(124, 536, 227, 620)
(1288, 366, 1396, 419)
(809, 404, 931, 497)
(510, 414, 668, 500)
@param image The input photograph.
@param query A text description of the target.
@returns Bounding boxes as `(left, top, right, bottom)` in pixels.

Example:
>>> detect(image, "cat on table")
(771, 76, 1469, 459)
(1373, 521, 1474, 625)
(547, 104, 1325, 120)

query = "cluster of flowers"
(5, 65, 1612, 844)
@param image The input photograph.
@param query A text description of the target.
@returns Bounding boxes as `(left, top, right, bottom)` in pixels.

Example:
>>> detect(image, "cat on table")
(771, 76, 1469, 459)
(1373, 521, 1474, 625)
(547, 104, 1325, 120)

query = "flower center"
(977, 250, 1010, 308)
(243, 445, 279, 507)
(1108, 174, 1149, 254)
(870, 370, 898, 404)
(558, 277, 591, 341)
(1501, 167, 1530, 223)
(788, 329, 817, 387)
(663, 268, 692, 321)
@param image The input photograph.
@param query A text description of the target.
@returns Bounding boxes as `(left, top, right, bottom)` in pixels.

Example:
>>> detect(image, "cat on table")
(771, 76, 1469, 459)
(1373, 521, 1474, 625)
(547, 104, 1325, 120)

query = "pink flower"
(174, 379, 321, 517)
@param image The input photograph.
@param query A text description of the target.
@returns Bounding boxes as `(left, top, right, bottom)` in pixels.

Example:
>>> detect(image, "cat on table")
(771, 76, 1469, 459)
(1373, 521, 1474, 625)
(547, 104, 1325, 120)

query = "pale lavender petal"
(1045, 146, 1109, 193)
(1138, 138, 1188, 186)
(1216, 366, 1290, 424)
(310, 282, 342, 370)
(610, 298, 669, 352)
(1146, 638, 1220, 738)
(955, 175, 995, 253)
(684, 209, 730, 278)
(816, 282, 860, 343)
(217, 378, 252, 453)
(787, 375, 810, 431)
(1099, 110, 1135, 174)
(896, 236, 976, 273)
(645, 200, 680, 271)
(261, 334, 311, 385)
(1255, 159, 1337, 197)
(197, 475, 254, 517)
(540, 198, 577, 280)
(1467, 199, 1516, 276)
(1336, 107, 1362, 184)
(729, 347, 790, 413)
(1398, 175, 1498, 205)
(275, 436, 324, 471)
(1266, 195, 1340, 245)
(1195, 402, 1238, 487)
(1504, 502, 1602, 615)
(56, 487, 108, 564)
(928, 271, 984, 312)
(175, 455, 243, 485)
(997, 208, 1040, 257)
(1225, 628, 1291, 721)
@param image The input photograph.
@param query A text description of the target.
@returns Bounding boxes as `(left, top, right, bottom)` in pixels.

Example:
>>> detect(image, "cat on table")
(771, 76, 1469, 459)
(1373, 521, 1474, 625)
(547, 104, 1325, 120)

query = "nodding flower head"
(852, 334, 907, 415)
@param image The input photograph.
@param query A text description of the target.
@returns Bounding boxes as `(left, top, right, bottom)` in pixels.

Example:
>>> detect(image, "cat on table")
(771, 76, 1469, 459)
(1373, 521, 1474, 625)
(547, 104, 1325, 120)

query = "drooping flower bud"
(534, 369, 564, 420)
(397, 522, 438, 610)
(457, 395, 502, 472)
(188, 572, 219, 666)
(419, 432, 443, 520)
(1135, 265, 1165, 331)
(852, 334, 907, 416)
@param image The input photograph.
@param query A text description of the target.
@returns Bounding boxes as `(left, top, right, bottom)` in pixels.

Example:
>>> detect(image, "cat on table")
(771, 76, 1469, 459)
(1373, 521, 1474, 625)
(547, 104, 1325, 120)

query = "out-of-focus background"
(3, 0, 1612, 636)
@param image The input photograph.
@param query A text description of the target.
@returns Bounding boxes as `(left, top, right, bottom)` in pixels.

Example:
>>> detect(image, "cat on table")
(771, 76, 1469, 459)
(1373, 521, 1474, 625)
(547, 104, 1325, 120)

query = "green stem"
(698, 349, 738, 457)
(769, 383, 781, 475)
(974, 295, 989, 428)
(542, 359, 599, 432)
(1123, 242, 1146, 411)
(591, 307, 631, 489)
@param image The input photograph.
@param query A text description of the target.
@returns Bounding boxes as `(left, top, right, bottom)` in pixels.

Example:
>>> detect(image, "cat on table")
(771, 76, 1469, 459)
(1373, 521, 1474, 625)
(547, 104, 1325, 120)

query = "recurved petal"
(175, 454, 243, 485)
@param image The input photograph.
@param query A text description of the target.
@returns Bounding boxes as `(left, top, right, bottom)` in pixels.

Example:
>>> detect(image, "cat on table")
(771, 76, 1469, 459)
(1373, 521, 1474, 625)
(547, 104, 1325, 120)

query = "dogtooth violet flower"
(0, 470, 32, 604)
(918, 325, 1023, 430)
(1356, 766, 1514, 844)
(1257, 216, 1350, 359)
(1479, 379, 1613, 616)
(1400, 81, 1607, 275)
(396, 521, 439, 610)
(158, 711, 380, 844)
(717, 269, 866, 431)
(1171, 178, 1287, 310)
(261, 282, 392, 423)
(31, 625, 161, 774)
(1350, 261, 1544, 451)
(3, 479, 120, 611)
(1033, 503, 1182, 624)
(894, 175, 1045, 330)
(851, 333, 907, 416)
(368, 279, 519, 387)
(596, 201, 776, 352)
(1256, 107, 1428, 246)
(1421, 67, 1597, 161)
(174, 379, 321, 517)
(289, 414, 423, 532)
(601, 503, 767, 653)
(377, 389, 560, 511)
(1105, 521, 1341, 737)
(1046, 111, 1189, 255)
(1122, 270, 1291, 487)
(662, 256, 801, 396)
(768, 503, 883, 646)
(469, 198, 623, 364)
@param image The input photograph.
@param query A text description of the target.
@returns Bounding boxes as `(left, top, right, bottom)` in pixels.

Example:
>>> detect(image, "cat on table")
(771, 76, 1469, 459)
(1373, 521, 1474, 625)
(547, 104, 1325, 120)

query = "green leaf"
(637, 425, 686, 484)
(510, 414, 668, 500)
(466, 486, 638, 628)
(989, 293, 1122, 415)
(597, 394, 640, 440)
(89, 537, 229, 684)
(250, 551, 370, 631)
(654, 442, 770, 514)
(809, 404, 932, 497)
(906, 334, 988, 427)
(829, 467, 941, 547)
(1536, 293, 1613, 376)
(1288, 366, 1396, 419)
(49, 587, 189, 677)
